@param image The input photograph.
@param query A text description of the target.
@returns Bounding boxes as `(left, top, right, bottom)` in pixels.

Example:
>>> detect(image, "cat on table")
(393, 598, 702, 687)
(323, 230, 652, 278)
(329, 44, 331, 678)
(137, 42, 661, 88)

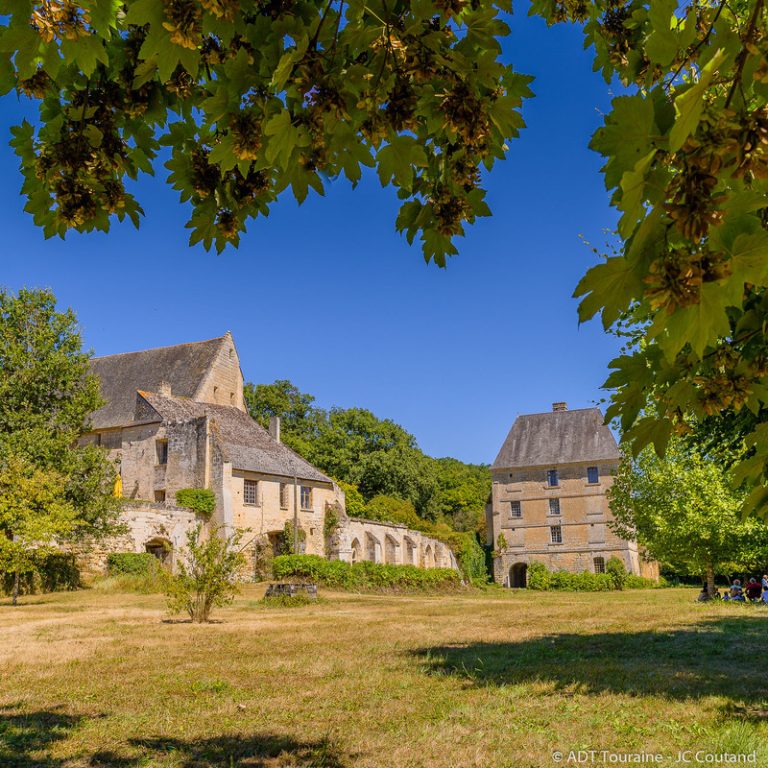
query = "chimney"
(552, 402, 567, 412)
(269, 416, 281, 443)
(158, 381, 172, 397)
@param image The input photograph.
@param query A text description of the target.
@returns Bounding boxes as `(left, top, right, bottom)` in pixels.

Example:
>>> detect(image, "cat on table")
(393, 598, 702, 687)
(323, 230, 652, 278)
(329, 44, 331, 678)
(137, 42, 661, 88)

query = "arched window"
(594, 556, 606, 574)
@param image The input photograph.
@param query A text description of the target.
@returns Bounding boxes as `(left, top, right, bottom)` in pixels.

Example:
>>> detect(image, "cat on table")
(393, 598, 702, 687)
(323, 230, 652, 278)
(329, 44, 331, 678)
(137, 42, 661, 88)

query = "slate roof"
(89, 336, 225, 429)
(492, 407, 620, 470)
(138, 391, 332, 484)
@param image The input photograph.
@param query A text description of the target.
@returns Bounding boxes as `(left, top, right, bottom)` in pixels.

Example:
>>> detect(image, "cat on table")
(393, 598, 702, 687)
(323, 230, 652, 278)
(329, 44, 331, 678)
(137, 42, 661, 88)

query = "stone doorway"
(145, 537, 172, 567)
(510, 562, 527, 588)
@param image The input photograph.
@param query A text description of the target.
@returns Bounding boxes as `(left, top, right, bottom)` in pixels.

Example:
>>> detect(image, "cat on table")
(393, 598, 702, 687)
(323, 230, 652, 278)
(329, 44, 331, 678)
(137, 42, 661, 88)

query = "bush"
(107, 552, 157, 576)
(1, 551, 80, 596)
(625, 574, 663, 589)
(164, 525, 246, 622)
(525, 561, 662, 592)
(526, 561, 551, 590)
(437, 531, 487, 585)
(175, 488, 216, 520)
(260, 592, 318, 608)
(272, 554, 461, 592)
(606, 557, 628, 590)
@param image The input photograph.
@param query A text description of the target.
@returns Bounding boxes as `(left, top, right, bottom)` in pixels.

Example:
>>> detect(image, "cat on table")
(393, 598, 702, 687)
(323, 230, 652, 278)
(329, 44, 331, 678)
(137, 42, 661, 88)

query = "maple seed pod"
(162, 0, 203, 49)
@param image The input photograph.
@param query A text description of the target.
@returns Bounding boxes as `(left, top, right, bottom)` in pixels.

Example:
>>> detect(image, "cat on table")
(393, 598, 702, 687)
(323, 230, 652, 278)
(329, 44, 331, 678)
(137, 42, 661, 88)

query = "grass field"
(1, 586, 767, 768)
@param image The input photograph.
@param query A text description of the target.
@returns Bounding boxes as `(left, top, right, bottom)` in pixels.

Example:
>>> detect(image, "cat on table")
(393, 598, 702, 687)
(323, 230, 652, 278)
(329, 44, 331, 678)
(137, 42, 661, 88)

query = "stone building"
(487, 402, 658, 587)
(82, 333, 457, 574)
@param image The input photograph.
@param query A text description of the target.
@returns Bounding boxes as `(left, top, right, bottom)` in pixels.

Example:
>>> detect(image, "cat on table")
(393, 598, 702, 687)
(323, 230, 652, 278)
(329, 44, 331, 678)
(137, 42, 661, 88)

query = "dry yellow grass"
(1, 586, 767, 767)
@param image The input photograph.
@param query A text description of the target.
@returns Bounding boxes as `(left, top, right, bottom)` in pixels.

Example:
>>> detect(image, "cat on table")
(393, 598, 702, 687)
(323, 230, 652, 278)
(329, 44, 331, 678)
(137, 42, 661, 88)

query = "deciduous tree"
(608, 439, 768, 596)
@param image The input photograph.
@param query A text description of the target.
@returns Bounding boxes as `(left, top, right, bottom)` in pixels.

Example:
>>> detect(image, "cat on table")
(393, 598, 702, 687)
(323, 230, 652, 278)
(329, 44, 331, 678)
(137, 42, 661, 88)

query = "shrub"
(260, 592, 318, 608)
(107, 552, 157, 576)
(278, 521, 307, 555)
(606, 557, 628, 590)
(252, 536, 274, 581)
(164, 525, 246, 622)
(1, 551, 80, 596)
(526, 561, 662, 592)
(436, 531, 487, 585)
(175, 488, 216, 520)
(272, 554, 461, 592)
(526, 561, 551, 590)
(625, 574, 663, 589)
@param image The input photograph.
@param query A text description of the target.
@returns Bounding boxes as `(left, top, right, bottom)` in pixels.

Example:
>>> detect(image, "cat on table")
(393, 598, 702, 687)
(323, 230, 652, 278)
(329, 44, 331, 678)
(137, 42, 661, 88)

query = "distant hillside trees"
(0, 289, 120, 603)
(244, 379, 490, 533)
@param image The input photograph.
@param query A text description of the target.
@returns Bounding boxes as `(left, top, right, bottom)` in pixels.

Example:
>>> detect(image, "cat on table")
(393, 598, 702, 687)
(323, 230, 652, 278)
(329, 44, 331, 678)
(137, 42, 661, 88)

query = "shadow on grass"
(0, 704, 94, 768)
(91, 734, 350, 767)
(0, 705, 350, 768)
(413, 615, 768, 704)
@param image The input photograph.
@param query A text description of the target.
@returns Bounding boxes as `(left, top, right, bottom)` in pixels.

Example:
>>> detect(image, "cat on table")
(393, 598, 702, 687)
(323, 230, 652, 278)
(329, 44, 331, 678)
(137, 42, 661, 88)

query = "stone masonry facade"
(487, 403, 659, 587)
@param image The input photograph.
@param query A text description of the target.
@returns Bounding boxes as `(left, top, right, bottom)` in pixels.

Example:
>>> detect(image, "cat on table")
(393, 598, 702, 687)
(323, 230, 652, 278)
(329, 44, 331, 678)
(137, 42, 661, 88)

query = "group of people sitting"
(698, 575, 768, 602)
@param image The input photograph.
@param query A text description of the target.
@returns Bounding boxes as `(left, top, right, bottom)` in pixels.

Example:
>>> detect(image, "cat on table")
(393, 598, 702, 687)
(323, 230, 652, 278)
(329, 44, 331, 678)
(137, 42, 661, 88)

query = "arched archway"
(145, 537, 172, 567)
(350, 538, 362, 563)
(366, 533, 381, 563)
(403, 536, 417, 565)
(384, 534, 399, 564)
(423, 544, 434, 569)
(509, 562, 527, 588)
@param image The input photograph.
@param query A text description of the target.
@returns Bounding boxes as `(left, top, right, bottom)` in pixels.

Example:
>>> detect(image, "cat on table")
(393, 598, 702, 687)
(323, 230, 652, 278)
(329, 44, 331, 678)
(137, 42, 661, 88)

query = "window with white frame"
(510, 500, 522, 518)
(550, 525, 563, 544)
(547, 468, 559, 487)
(243, 479, 258, 505)
(587, 466, 599, 484)
(300, 485, 312, 510)
(280, 482, 289, 509)
(549, 498, 560, 515)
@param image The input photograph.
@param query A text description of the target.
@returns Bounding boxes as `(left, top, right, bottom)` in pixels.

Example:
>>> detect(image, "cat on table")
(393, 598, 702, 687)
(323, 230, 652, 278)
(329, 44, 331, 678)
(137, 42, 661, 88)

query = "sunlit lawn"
(1, 585, 767, 767)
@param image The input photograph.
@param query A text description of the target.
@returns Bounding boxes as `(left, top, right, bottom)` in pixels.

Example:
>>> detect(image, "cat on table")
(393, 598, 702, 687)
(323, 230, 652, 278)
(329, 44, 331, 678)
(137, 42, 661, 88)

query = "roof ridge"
(92, 335, 227, 361)
(515, 406, 603, 418)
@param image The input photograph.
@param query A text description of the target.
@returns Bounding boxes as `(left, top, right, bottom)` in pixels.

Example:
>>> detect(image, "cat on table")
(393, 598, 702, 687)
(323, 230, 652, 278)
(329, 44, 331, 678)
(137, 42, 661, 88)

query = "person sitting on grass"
(762, 574, 768, 593)
(696, 584, 719, 601)
(723, 579, 744, 601)
(745, 578, 762, 602)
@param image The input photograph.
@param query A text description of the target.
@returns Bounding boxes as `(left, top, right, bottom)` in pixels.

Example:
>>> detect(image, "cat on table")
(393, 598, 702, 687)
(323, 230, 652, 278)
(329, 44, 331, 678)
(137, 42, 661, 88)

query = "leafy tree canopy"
(608, 437, 768, 595)
(0, 0, 532, 263)
(0, 288, 119, 537)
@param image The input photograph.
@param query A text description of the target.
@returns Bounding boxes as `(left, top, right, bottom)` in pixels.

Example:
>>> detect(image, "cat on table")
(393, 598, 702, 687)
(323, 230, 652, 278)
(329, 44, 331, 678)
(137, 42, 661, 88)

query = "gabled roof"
(492, 407, 620, 470)
(89, 336, 226, 429)
(138, 391, 332, 484)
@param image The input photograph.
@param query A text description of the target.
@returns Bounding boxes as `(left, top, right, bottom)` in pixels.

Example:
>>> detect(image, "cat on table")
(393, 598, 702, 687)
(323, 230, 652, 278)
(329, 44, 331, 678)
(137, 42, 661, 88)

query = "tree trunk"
(12, 572, 19, 606)
(706, 563, 716, 599)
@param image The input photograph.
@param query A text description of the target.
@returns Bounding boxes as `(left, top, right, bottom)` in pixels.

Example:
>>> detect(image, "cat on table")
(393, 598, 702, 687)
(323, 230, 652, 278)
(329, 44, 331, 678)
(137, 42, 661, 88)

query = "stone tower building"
(487, 403, 658, 587)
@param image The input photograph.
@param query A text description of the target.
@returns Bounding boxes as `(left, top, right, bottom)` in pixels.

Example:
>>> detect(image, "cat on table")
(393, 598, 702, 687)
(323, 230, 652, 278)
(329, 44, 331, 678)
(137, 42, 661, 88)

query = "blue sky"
(0, 3, 621, 465)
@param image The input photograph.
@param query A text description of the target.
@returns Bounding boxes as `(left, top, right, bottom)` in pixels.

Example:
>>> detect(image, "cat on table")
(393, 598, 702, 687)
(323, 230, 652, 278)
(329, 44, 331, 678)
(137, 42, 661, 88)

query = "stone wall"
(195, 333, 246, 411)
(73, 501, 199, 576)
(332, 516, 459, 570)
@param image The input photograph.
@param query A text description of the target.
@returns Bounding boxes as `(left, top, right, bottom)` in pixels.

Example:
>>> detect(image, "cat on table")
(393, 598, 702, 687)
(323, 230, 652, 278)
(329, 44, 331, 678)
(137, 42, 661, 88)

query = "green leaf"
(655, 283, 731, 358)
(60, 35, 108, 77)
(669, 48, 728, 153)
(264, 110, 309, 169)
(376, 136, 427, 188)
(573, 256, 644, 328)
(623, 416, 673, 458)
(618, 150, 655, 238)
(645, 0, 680, 67)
